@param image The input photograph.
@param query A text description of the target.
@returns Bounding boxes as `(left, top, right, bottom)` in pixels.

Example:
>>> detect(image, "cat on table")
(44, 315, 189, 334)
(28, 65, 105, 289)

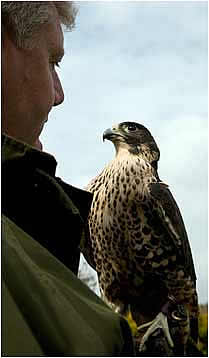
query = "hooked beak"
(103, 127, 124, 142)
(103, 128, 114, 142)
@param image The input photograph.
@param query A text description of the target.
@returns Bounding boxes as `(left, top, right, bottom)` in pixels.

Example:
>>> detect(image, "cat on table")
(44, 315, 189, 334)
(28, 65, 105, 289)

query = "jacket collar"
(2, 134, 93, 222)
(2, 134, 57, 177)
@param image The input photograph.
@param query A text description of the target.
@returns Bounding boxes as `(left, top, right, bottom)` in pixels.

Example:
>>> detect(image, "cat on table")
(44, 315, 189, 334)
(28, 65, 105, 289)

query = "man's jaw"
(35, 138, 43, 151)
(34, 118, 48, 151)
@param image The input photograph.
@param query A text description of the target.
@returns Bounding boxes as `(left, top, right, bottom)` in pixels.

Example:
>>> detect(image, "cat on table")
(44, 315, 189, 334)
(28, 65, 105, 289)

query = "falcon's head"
(103, 121, 160, 165)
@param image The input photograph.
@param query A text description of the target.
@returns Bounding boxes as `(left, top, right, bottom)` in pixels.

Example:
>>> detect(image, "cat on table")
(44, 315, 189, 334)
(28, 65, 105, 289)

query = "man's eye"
(50, 61, 60, 70)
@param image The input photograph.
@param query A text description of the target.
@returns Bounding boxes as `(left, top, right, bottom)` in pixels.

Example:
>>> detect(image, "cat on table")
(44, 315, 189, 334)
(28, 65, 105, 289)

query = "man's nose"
(53, 71, 64, 106)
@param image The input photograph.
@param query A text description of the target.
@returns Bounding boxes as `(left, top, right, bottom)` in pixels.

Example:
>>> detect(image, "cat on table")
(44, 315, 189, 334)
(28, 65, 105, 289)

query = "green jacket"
(2, 135, 134, 356)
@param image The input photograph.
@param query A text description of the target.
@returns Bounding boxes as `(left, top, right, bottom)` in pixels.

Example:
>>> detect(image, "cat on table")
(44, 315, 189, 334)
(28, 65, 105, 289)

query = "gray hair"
(1, 1, 78, 48)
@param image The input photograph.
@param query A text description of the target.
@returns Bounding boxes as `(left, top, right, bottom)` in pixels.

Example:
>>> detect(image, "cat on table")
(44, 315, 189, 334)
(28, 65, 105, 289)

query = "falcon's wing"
(148, 182, 196, 284)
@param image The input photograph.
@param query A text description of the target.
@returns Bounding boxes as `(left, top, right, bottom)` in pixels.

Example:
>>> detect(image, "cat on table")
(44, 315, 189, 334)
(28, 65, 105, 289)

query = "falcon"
(85, 121, 198, 354)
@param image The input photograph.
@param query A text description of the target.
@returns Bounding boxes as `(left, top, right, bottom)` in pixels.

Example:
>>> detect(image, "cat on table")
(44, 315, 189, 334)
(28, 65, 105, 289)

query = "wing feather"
(148, 182, 196, 284)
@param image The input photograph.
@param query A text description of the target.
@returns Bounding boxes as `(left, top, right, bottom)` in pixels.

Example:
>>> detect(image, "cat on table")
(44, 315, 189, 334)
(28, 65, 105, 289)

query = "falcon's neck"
(110, 149, 158, 181)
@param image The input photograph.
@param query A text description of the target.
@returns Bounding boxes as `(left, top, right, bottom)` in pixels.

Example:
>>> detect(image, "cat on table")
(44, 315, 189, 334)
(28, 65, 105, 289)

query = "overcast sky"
(41, 1, 208, 304)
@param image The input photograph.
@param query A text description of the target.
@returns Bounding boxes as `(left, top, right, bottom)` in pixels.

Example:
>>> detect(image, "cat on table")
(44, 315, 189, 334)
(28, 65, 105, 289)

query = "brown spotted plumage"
(85, 122, 198, 354)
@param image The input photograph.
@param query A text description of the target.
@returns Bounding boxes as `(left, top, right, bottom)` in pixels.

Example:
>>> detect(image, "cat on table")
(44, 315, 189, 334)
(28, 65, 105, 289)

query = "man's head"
(2, 2, 77, 150)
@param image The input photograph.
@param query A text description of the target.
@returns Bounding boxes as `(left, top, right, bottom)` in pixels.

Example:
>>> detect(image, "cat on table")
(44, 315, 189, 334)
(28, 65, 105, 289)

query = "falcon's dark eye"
(127, 124, 137, 132)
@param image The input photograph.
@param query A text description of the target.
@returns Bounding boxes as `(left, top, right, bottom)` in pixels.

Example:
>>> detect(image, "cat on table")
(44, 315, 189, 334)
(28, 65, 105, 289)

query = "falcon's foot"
(138, 312, 174, 352)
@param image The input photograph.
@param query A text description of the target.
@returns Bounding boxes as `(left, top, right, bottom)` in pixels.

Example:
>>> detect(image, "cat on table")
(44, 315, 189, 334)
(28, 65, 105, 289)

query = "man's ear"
(1, 26, 6, 48)
(2, 27, 10, 49)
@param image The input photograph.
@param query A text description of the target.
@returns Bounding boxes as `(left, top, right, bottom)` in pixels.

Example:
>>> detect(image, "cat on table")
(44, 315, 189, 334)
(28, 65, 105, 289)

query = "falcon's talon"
(138, 312, 174, 351)
(171, 310, 185, 321)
